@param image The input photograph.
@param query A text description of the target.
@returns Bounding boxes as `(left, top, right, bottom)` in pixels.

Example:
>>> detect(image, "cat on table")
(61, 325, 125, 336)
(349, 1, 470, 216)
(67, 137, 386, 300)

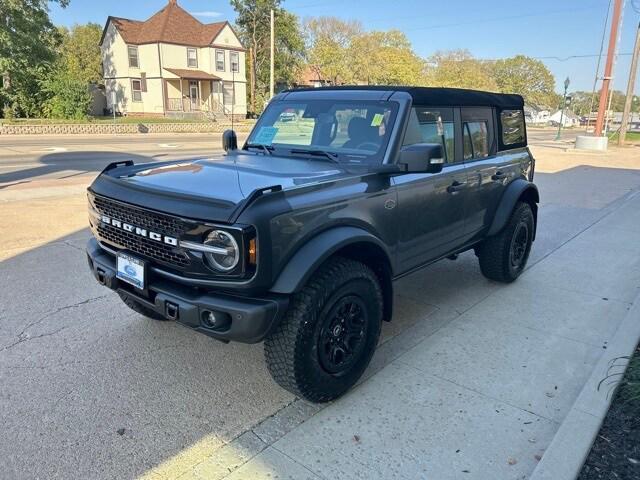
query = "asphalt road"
(0, 128, 578, 186)
(2, 127, 635, 479)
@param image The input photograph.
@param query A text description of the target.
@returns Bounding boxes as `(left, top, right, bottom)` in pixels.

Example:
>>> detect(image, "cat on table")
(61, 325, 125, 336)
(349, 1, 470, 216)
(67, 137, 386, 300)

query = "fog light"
(201, 310, 231, 330)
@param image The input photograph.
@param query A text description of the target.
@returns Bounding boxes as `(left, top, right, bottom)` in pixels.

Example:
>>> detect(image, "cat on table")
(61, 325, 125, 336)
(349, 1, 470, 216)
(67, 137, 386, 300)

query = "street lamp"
(555, 77, 570, 141)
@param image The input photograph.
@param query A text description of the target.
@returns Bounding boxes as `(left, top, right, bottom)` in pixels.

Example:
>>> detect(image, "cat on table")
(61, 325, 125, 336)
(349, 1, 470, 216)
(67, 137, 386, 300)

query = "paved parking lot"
(1, 130, 639, 479)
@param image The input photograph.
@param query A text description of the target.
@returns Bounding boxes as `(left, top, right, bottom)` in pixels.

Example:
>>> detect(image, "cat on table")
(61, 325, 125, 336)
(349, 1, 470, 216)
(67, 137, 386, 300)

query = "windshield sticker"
(371, 113, 384, 127)
(254, 126, 279, 145)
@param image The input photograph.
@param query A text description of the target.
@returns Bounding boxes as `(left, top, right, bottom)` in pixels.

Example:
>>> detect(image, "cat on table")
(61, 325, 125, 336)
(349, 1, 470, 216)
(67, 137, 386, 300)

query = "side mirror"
(222, 129, 238, 152)
(398, 143, 444, 174)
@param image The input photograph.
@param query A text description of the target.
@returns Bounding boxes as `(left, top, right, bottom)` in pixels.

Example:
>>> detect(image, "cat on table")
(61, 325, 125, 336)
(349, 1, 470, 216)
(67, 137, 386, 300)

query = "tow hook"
(165, 301, 179, 320)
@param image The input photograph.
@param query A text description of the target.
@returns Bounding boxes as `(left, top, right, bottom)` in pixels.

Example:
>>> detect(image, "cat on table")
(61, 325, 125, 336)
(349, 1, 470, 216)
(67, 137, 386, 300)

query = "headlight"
(203, 230, 239, 271)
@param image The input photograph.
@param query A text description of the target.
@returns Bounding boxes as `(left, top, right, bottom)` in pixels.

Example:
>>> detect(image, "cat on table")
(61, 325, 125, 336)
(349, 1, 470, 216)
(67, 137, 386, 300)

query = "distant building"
(100, 0, 246, 119)
(293, 66, 333, 89)
(524, 105, 550, 125)
(549, 109, 580, 127)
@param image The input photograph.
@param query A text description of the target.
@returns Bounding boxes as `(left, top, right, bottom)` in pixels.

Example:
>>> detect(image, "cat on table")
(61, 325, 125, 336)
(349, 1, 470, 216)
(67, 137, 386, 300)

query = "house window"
(216, 50, 225, 71)
(187, 48, 198, 68)
(230, 51, 239, 73)
(128, 46, 139, 68)
(131, 79, 143, 102)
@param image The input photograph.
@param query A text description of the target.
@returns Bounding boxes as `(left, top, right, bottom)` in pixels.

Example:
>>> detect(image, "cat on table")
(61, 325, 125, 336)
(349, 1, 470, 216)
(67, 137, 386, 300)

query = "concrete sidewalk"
(171, 192, 640, 479)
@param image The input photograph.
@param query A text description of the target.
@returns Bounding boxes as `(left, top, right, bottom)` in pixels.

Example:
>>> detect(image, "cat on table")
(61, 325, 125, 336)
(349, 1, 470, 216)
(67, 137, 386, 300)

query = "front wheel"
(264, 257, 383, 403)
(477, 201, 534, 283)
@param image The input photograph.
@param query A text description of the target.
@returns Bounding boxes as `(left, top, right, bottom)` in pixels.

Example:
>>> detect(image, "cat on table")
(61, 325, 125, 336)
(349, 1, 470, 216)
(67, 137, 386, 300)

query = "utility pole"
(594, 0, 624, 137)
(556, 77, 570, 140)
(269, 9, 275, 100)
(619, 21, 640, 146)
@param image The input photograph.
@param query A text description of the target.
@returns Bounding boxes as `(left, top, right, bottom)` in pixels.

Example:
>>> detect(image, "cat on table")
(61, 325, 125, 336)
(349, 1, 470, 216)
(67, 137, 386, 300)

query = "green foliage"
(424, 50, 498, 91)
(40, 67, 92, 119)
(566, 90, 638, 116)
(0, 0, 69, 117)
(231, 0, 305, 113)
(491, 55, 558, 107)
(58, 23, 103, 84)
(304, 17, 423, 86)
(304, 16, 361, 85)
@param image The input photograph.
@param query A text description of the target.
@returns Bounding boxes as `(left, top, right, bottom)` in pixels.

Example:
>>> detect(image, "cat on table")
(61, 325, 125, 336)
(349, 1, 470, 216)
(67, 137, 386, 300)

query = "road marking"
(33, 147, 68, 153)
(0, 163, 54, 169)
(158, 143, 180, 148)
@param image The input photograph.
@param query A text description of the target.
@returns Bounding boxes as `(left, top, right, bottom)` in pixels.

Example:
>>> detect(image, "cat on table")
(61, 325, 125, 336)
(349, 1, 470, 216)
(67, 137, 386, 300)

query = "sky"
(49, 0, 640, 95)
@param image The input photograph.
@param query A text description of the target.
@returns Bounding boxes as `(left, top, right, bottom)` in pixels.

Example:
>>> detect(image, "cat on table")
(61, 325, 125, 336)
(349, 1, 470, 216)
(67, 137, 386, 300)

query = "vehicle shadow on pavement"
(2, 163, 640, 479)
(0, 152, 164, 187)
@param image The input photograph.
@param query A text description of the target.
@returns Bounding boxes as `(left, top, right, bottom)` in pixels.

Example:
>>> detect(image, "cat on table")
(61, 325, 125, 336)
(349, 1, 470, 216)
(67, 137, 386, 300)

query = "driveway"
(0, 133, 638, 479)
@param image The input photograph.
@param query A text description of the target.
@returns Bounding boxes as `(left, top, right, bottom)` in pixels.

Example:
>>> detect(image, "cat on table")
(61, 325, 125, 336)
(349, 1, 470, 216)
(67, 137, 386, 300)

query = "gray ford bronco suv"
(86, 86, 538, 402)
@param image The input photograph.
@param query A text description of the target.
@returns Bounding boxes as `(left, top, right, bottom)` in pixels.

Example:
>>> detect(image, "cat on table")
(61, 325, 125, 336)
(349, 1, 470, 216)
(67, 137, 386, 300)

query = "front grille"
(91, 195, 191, 268)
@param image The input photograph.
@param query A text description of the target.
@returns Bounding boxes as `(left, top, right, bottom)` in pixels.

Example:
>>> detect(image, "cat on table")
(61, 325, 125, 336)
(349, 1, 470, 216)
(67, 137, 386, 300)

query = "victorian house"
(100, 0, 246, 118)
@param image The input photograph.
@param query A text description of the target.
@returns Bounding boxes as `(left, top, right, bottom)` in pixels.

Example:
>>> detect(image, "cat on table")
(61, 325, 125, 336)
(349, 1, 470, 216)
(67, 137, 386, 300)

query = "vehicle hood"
(89, 152, 353, 223)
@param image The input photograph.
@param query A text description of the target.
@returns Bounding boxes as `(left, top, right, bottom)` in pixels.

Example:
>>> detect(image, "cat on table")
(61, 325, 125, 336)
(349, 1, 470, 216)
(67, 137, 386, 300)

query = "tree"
(58, 23, 103, 84)
(304, 16, 361, 85)
(351, 30, 423, 85)
(0, 0, 69, 117)
(423, 50, 498, 91)
(41, 66, 91, 119)
(303, 19, 423, 86)
(230, 0, 304, 114)
(491, 55, 557, 107)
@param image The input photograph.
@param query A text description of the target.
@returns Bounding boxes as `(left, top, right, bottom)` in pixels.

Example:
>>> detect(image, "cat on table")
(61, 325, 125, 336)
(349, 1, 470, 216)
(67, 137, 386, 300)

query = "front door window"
(189, 81, 199, 111)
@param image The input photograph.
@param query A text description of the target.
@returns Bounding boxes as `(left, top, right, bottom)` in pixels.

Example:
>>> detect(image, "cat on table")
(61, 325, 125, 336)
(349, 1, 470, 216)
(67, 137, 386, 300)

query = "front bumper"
(86, 238, 288, 343)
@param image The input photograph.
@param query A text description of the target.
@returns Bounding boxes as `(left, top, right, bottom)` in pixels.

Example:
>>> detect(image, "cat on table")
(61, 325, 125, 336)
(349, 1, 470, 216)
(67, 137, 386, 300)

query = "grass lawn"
(608, 131, 640, 143)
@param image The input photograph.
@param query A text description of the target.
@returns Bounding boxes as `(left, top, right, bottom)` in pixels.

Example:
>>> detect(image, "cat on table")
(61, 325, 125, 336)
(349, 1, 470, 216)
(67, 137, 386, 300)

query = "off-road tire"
(477, 201, 534, 283)
(118, 291, 167, 321)
(264, 257, 383, 403)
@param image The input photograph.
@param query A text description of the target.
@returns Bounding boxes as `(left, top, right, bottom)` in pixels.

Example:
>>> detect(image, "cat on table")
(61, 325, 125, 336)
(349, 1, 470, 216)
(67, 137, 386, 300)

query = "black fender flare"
(487, 179, 540, 237)
(270, 226, 392, 295)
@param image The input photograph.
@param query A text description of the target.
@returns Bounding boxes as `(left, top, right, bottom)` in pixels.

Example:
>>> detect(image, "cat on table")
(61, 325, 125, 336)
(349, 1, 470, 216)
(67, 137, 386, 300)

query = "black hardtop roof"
(283, 86, 524, 109)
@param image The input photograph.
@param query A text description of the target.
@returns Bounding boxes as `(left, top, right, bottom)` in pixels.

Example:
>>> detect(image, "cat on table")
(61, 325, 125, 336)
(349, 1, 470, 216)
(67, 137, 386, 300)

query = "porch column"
(198, 80, 202, 111)
(208, 80, 212, 112)
(179, 79, 184, 111)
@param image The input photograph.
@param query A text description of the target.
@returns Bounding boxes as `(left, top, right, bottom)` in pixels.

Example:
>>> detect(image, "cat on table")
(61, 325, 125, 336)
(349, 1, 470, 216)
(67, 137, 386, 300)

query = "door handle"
(491, 171, 507, 181)
(447, 181, 467, 194)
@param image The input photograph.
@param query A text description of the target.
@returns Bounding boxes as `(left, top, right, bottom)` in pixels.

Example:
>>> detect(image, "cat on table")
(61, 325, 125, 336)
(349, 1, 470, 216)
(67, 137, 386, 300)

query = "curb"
(529, 290, 640, 480)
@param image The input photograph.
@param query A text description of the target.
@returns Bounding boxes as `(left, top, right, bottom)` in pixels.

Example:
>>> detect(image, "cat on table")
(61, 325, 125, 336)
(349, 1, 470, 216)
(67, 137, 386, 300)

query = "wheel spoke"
(317, 297, 368, 374)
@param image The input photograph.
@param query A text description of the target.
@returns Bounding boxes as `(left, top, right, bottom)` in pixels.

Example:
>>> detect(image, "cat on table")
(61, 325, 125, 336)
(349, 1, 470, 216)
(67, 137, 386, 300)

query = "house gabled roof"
(100, 0, 241, 48)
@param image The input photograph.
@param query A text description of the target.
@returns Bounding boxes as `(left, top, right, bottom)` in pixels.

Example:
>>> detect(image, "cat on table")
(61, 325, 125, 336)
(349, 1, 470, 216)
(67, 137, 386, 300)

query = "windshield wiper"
(290, 148, 341, 165)
(245, 143, 274, 155)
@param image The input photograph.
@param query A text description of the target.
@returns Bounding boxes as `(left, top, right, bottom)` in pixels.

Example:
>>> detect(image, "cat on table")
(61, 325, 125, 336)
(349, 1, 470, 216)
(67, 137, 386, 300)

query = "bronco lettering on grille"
(101, 215, 178, 246)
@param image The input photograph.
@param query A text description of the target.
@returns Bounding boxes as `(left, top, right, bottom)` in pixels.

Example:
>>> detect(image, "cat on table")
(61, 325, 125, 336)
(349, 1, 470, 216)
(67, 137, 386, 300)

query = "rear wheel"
(118, 291, 167, 321)
(477, 201, 534, 283)
(264, 257, 383, 403)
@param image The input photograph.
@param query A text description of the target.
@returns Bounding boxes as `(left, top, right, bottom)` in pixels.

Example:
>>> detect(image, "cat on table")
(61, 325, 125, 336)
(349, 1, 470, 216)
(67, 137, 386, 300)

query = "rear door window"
(461, 108, 494, 161)
(500, 109, 526, 146)
(463, 121, 489, 160)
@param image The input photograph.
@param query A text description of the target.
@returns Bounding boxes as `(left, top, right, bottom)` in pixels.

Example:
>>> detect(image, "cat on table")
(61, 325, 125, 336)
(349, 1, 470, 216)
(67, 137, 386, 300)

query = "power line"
(402, 6, 603, 32)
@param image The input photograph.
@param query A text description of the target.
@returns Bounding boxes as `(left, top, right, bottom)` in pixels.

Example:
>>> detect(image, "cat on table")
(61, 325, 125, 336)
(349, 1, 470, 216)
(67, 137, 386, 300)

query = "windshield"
(245, 99, 399, 164)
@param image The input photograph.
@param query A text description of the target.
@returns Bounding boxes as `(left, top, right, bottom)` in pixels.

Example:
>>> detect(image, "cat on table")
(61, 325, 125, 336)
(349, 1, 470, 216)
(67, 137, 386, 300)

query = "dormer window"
(187, 48, 198, 68)
(128, 45, 139, 68)
(216, 50, 225, 71)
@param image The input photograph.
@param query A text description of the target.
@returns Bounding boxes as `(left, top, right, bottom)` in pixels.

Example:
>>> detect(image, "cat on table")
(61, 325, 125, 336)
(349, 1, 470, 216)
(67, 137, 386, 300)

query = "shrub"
(41, 69, 92, 120)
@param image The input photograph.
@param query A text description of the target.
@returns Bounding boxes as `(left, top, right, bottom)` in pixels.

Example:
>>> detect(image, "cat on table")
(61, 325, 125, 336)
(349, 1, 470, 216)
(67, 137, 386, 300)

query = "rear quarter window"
(500, 109, 526, 147)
